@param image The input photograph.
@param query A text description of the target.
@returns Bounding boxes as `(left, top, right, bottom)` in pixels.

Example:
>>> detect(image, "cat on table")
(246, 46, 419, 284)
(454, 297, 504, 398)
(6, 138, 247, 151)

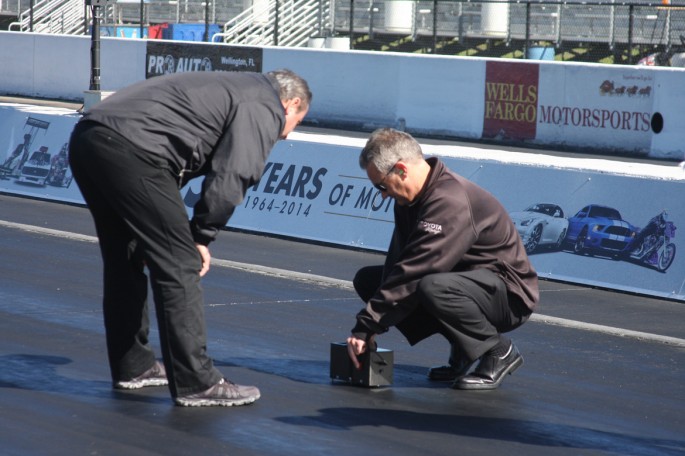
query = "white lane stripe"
(0, 220, 98, 243)
(2, 219, 684, 348)
(529, 314, 685, 347)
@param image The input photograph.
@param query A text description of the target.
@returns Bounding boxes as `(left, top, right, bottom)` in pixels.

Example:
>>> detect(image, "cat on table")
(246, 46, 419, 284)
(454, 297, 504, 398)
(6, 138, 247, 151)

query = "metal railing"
(211, 0, 328, 46)
(336, 0, 685, 62)
(8, 0, 92, 33)
(341, 0, 685, 46)
(5, 0, 685, 64)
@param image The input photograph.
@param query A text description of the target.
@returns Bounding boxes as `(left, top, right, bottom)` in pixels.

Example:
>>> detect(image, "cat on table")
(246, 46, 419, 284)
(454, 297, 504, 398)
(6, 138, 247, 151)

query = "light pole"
(86, 0, 113, 90)
(84, 0, 114, 109)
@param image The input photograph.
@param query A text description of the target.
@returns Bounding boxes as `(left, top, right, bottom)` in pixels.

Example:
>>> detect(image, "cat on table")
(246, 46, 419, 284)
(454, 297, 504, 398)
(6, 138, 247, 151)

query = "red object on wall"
(148, 23, 169, 39)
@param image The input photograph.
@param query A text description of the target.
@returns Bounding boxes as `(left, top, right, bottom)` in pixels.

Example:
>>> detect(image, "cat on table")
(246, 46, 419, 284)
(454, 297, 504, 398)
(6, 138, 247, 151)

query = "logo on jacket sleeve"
(419, 220, 443, 234)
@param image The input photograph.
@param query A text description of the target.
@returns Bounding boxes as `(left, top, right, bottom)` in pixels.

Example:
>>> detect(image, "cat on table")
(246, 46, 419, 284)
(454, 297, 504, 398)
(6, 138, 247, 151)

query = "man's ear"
(395, 161, 409, 177)
(284, 97, 302, 114)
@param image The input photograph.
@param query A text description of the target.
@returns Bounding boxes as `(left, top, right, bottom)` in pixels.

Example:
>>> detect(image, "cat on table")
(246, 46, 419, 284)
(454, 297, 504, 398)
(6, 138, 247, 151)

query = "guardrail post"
(524, 1, 531, 59)
(628, 3, 634, 64)
(457, 1, 463, 41)
(141, 0, 145, 40)
(432, 0, 437, 53)
(609, 2, 615, 51)
(369, 1, 375, 39)
(665, 7, 672, 49)
(274, 0, 280, 46)
(507, 0, 512, 45)
(555, 3, 561, 47)
(349, 0, 354, 49)
(316, 0, 324, 36)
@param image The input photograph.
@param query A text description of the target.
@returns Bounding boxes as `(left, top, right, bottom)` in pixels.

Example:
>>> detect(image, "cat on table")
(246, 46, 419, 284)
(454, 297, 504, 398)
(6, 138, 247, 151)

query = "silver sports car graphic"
(509, 203, 569, 253)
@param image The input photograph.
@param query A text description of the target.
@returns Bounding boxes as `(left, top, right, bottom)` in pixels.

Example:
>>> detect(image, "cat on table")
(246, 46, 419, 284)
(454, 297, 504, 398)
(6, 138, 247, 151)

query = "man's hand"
(195, 243, 211, 277)
(346, 335, 375, 370)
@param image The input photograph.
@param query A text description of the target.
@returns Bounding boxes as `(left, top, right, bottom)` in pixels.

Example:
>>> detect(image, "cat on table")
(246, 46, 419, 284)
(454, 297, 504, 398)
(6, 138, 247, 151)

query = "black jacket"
(82, 71, 285, 245)
(353, 158, 539, 338)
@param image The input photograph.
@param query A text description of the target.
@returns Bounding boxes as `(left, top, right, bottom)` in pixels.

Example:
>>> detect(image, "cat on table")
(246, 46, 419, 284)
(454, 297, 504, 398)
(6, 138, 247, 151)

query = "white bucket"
(481, 2, 509, 37)
(385, 1, 413, 33)
(325, 37, 351, 50)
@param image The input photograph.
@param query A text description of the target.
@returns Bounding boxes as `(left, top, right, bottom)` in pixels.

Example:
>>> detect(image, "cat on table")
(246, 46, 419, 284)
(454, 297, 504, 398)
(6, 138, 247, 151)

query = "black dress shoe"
(427, 356, 476, 382)
(452, 343, 523, 390)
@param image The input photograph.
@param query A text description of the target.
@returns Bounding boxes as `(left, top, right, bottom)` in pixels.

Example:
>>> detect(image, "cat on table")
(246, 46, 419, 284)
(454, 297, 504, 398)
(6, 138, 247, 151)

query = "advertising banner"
(1, 103, 682, 301)
(537, 64, 656, 155)
(0, 104, 81, 203)
(482, 61, 539, 141)
(439, 154, 684, 301)
(182, 134, 685, 301)
(482, 60, 657, 156)
(183, 137, 395, 250)
(145, 41, 263, 78)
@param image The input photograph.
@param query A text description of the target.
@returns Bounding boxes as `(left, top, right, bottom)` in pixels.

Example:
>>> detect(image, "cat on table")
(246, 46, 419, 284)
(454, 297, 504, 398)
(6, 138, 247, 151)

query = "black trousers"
(69, 122, 222, 397)
(353, 266, 530, 362)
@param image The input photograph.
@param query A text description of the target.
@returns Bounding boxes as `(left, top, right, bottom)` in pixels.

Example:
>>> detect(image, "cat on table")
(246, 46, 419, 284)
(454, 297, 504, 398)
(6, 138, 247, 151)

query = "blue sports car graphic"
(509, 203, 569, 253)
(565, 204, 638, 257)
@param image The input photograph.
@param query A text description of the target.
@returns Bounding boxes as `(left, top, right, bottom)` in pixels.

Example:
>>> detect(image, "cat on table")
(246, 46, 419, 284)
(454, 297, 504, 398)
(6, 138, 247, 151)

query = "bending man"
(69, 69, 311, 406)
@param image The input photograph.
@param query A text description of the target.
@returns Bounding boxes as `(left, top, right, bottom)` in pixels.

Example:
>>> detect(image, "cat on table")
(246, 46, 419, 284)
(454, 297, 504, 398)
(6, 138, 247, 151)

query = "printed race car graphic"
(564, 204, 638, 257)
(509, 203, 568, 253)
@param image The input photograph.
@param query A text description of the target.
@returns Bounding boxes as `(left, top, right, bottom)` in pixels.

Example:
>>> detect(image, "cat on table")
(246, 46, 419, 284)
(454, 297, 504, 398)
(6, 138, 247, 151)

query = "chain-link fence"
(112, 0, 244, 25)
(4, 0, 684, 64)
(334, 0, 685, 64)
(116, 0, 685, 63)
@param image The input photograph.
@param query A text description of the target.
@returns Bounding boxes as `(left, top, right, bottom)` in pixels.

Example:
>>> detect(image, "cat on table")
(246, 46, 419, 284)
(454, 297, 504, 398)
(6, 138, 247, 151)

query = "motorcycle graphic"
(627, 211, 677, 272)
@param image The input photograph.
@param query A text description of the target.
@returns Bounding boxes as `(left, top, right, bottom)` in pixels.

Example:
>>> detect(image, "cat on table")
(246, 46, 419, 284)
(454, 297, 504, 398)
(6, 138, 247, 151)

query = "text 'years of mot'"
(243, 162, 394, 216)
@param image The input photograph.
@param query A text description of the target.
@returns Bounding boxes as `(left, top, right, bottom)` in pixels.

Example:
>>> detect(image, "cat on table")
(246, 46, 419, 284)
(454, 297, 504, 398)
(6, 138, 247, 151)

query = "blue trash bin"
(527, 46, 555, 61)
(163, 23, 221, 42)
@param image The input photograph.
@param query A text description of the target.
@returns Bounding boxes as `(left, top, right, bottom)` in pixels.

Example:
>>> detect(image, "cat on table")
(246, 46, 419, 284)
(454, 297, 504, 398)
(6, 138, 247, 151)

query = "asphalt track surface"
(1, 193, 684, 456)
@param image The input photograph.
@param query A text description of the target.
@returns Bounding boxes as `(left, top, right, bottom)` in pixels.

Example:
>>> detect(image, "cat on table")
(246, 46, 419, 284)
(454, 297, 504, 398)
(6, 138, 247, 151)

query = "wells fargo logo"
(482, 61, 539, 140)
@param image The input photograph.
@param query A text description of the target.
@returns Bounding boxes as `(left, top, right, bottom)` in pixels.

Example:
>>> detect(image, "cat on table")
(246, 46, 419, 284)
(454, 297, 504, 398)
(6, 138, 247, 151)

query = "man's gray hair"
(359, 128, 423, 172)
(267, 69, 312, 112)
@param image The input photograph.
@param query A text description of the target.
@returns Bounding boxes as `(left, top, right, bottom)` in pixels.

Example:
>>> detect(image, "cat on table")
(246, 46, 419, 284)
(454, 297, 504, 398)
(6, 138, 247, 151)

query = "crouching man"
(346, 128, 538, 390)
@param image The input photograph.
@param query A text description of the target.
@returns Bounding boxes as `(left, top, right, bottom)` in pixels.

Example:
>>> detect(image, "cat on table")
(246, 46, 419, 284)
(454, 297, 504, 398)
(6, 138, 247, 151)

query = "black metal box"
(329, 342, 393, 387)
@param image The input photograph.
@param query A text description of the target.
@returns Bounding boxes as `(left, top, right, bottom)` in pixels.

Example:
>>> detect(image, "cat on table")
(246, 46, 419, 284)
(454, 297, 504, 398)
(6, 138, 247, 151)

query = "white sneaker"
(175, 378, 261, 407)
(114, 361, 168, 390)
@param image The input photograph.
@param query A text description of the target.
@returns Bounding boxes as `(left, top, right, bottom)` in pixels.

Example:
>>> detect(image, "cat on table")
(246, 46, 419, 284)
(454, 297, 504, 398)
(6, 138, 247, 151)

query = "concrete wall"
(1, 31, 684, 300)
(1, 101, 683, 301)
(1, 31, 683, 160)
